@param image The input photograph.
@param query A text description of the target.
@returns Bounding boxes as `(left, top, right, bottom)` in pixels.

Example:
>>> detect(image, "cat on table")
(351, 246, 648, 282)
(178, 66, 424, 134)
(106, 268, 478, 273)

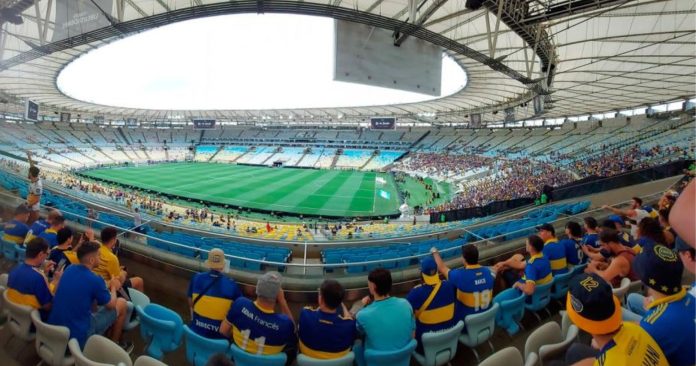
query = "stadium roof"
(0, 0, 694, 125)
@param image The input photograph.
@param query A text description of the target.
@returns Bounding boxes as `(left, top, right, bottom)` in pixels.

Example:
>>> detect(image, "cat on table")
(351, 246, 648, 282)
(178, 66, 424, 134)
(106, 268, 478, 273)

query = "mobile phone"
(57, 258, 67, 272)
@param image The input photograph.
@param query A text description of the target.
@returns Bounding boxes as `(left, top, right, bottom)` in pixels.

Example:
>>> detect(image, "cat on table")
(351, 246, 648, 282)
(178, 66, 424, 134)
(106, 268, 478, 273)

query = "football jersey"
(7, 263, 52, 319)
(92, 243, 120, 282)
(595, 322, 667, 366)
(640, 289, 695, 366)
(24, 219, 48, 243)
(542, 238, 568, 275)
(38, 228, 59, 248)
(2, 219, 29, 245)
(560, 237, 585, 265)
(406, 278, 457, 351)
(187, 271, 242, 339)
(224, 297, 295, 355)
(446, 265, 495, 319)
(520, 254, 553, 286)
(583, 233, 599, 248)
(28, 179, 42, 211)
(298, 307, 356, 359)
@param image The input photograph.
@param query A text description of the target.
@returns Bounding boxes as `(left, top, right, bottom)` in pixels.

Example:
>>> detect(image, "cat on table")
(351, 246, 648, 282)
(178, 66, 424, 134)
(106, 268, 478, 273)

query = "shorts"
(89, 306, 117, 338)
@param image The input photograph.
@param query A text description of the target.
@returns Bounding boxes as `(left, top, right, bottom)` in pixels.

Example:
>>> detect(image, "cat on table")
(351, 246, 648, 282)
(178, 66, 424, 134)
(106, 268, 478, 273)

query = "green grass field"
(82, 163, 402, 217)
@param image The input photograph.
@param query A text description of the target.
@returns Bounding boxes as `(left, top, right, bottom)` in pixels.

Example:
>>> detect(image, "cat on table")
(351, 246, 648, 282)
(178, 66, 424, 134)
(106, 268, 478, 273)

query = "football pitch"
(82, 163, 402, 217)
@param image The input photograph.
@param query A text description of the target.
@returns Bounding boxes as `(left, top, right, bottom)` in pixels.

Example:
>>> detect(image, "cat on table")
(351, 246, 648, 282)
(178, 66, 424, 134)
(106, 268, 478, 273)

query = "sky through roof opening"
(57, 14, 467, 110)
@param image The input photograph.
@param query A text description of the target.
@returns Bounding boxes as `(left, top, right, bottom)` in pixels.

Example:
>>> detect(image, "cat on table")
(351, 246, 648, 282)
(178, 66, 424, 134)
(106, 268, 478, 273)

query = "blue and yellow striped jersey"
(2, 219, 29, 245)
(521, 254, 553, 286)
(542, 238, 568, 275)
(24, 219, 48, 243)
(7, 263, 52, 319)
(38, 228, 59, 248)
(224, 297, 295, 355)
(595, 322, 667, 366)
(446, 265, 494, 319)
(406, 278, 457, 351)
(298, 307, 356, 359)
(187, 271, 242, 339)
(640, 289, 695, 366)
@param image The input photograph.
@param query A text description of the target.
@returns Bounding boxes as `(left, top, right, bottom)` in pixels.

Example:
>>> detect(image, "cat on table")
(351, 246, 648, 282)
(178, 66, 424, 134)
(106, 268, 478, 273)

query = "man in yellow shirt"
(565, 273, 667, 366)
(93, 227, 144, 294)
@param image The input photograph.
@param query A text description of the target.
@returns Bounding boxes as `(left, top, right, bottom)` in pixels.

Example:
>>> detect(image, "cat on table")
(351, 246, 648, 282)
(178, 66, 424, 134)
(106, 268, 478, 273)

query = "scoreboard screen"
(370, 117, 395, 130)
(193, 119, 216, 129)
(60, 112, 71, 123)
(25, 100, 39, 121)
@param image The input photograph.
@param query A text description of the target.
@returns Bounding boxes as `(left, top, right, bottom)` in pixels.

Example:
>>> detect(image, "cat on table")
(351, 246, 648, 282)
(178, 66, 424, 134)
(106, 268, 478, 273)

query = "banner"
(504, 107, 515, 123)
(52, 0, 114, 42)
(25, 100, 39, 121)
(193, 119, 216, 129)
(470, 113, 481, 128)
(60, 112, 71, 122)
(370, 117, 395, 130)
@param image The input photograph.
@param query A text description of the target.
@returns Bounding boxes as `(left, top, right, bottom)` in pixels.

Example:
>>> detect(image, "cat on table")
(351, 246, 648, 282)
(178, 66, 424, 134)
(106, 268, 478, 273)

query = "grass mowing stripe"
(320, 171, 366, 214)
(347, 173, 376, 213)
(226, 169, 319, 204)
(251, 170, 331, 207)
(294, 171, 354, 211)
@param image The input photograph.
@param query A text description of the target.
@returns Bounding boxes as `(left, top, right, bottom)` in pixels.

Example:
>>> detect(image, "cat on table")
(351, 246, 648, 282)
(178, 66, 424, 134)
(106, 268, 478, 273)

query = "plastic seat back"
(297, 351, 355, 366)
(69, 335, 133, 366)
(183, 325, 229, 366)
(413, 321, 464, 366)
(460, 304, 499, 348)
(31, 310, 74, 366)
(124, 288, 151, 331)
(525, 280, 554, 312)
(550, 271, 573, 300)
(3, 290, 35, 341)
(523, 322, 562, 362)
(612, 277, 631, 305)
(493, 289, 526, 336)
(228, 343, 287, 366)
(364, 338, 417, 366)
(479, 347, 523, 366)
(136, 303, 184, 360)
(134, 356, 168, 366)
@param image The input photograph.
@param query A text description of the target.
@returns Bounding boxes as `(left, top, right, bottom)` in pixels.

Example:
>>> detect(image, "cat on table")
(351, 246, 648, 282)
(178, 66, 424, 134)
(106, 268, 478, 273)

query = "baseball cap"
(633, 244, 684, 295)
(536, 223, 555, 236)
(675, 236, 691, 253)
(205, 248, 226, 271)
(607, 215, 624, 225)
(566, 273, 622, 335)
(421, 257, 439, 284)
(256, 271, 282, 300)
(14, 204, 30, 215)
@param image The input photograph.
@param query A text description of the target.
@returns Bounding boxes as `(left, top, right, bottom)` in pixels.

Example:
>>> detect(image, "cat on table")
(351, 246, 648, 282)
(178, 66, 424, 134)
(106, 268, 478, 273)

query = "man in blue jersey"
(298, 279, 356, 359)
(7, 237, 61, 320)
(48, 227, 79, 270)
(354, 268, 415, 366)
(48, 241, 131, 351)
(536, 223, 569, 276)
(38, 213, 66, 248)
(493, 235, 553, 297)
(24, 214, 49, 244)
(583, 217, 600, 248)
(560, 221, 585, 266)
(219, 272, 296, 359)
(2, 204, 30, 245)
(622, 244, 695, 365)
(431, 244, 494, 323)
(406, 257, 457, 353)
(187, 248, 242, 339)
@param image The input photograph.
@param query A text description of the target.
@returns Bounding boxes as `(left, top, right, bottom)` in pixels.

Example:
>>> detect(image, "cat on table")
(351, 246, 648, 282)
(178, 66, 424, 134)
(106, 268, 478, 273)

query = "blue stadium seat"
(136, 304, 183, 360)
(228, 343, 287, 366)
(414, 321, 464, 366)
(356, 338, 417, 366)
(524, 280, 554, 322)
(297, 352, 355, 366)
(183, 325, 229, 366)
(459, 304, 499, 362)
(493, 289, 526, 336)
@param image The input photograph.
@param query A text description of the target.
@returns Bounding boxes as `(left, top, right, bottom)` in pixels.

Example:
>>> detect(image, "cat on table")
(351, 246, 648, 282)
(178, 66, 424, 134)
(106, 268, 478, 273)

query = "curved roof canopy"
(0, 0, 693, 125)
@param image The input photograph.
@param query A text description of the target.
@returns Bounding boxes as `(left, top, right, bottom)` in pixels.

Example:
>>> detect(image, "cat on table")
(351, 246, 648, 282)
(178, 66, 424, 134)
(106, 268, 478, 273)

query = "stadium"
(0, 0, 694, 365)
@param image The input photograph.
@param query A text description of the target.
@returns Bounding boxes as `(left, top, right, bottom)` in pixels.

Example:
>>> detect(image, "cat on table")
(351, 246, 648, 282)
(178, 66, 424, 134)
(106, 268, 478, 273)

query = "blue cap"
(608, 215, 624, 225)
(421, 257, 437, 275)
